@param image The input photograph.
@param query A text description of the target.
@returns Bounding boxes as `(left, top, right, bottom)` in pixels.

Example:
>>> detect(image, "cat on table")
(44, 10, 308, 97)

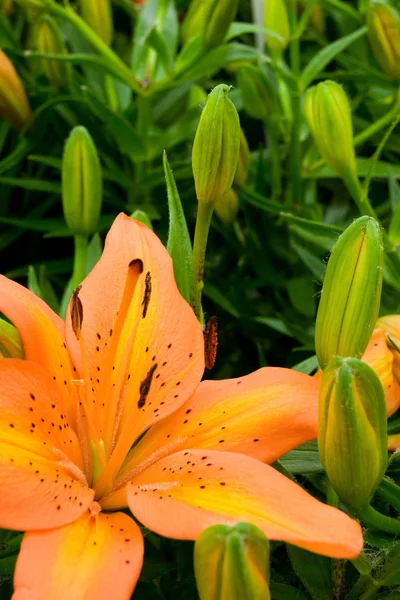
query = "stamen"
(203, 316, 218, 370)
(70, 285, 83, 340)
(90, 439, 107, 485)
(141, 271, 152, 318)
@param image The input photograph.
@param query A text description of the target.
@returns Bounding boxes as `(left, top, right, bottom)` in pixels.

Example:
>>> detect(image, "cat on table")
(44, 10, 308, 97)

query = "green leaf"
(280, 441, 324, 474)
(300, 26, 367, 89)
(291, 240, 325, 280)
(203, 283, 240, 318)
(287, 278, 316, 317)
(287, 546, 332, 600)
(0, 177, 61, 194)
(372, 543, 400, 585)
(270, 583, 309, 600)
(282, 213, 342, 251)
(131, 210, 154, 230)
(389, 177, 400, 245)
(292, 354, 319, 374)
(305, 159, 400, 180)
(252, 316, 292, 336)
(164, 152, 192, 303)
(87, 233, 103, 272)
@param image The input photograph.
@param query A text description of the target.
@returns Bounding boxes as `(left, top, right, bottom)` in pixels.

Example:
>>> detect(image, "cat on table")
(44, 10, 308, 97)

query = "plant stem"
(71, 234, 89, 291)
(104, 75, 119, 112)
(266, 118, 282, 201)
(341, 170, 376, 218)
(376, 477, 400, 512)
(326, 482, 346, 600)
(358, 503, 400, 534)
(288, 0, 302, 207)
(190, 202, 214, 323)
(43, 0, 141, 93)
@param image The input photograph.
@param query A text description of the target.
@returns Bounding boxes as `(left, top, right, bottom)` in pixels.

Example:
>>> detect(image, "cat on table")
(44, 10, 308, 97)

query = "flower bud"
(319, 357, 388, 508)
(0, 49, 31, 131)
(234, 129, 249, 188)
(181, 2, 205, 45)
(33, 15, 71, 88)
(237, 64, 276, 121)
(192, 84, 240, 204)
(79, 0, 113, 46)
(215, 189, 239, 224)
(201, 0, 239, 49)
(62, 126, 103, 236)
(0, 318, 23, 359)
(264, 0, 290, 52)
(315, 216, 383, 369)
(304, 81, 356, 178)
(194, 522, 270, 600)
(367, 2, 400, 81)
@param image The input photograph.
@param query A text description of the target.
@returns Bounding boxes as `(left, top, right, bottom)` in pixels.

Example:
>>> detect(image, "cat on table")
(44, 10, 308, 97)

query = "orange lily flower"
(0, 215, 362, 599)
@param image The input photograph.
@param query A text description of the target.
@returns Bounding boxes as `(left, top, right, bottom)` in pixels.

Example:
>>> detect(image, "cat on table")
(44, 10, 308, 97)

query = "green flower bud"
(33, 15, 71, 88)
(181, 1, 205, 45)
(0, 49, 32, 131)
(237, 64, 276, 121)
(62, 126, 103, 236)
(0, 318, 23, 359)
(315, 216, 383, 369)
(319, 357, 388, 509)
(367, 2, 400, 81)
(304, 81, 356, 178)
(192, 84, 241, 204)
(130, 209, 153, 230)
(195, 523, 270, 600)
(234, 129, 250, 188)
(264, 0, 290, 52)
(79, 0, 113, 46)
(215, 188, 239, 224)
(201, 0, 239, 49)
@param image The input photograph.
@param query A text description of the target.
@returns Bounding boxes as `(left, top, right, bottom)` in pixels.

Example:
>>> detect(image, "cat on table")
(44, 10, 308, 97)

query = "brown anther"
(71, 285, 83, 340)
(203, 316, 218, 370)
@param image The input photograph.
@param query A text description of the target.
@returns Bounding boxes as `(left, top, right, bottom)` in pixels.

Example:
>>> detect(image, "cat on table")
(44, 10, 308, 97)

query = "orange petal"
(66, 215, 204, 495)
(0, 359, 93, 531)
(0, 275, 78, 426)
(376, 315, 400, 380)
(362, 328, 400, 417)
(388, 434, 400, 451)
(13, 512, 144, 600)
(125, 449, 363, 559)
(116, 368, 319, 486)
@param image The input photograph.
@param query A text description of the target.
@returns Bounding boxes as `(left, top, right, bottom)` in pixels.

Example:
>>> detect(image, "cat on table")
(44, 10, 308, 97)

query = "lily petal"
(126, 449, 363, 559)
(67, 215, 204, 495)
(362, 328, 400, 417)
(116, 368, 319, 486)
(0, 275, 78, 426)
(376, 315, 400, 380)
(388, 434, 400, 451)
(0, 360, 93, 531)
(13, 512, 144, 600)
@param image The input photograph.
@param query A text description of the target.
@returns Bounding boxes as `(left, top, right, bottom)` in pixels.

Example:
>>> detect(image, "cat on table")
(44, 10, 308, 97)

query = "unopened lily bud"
(234, 129, 249, 188)
(62, 126, 103, 236)
(304, 81, 356, 178)
(0, 318, 23, 359)
(34, 15, 71, 88)
(319, 357, 387, 508)
(201, 0, 239, 48)
(0, 50, 31, 131)
(264, 0, 290, 52)
(181, 2, 205, 45)
(192, 84, 240, 204)
(237, 64, 276, 121)
(2, 0, 13, 15)
(79, 0, 113, 46)
(195, 522, 270, 600)
(367, 2, 400, 81)
(215, 189, 239, 224)
(315, 216, 383, 369)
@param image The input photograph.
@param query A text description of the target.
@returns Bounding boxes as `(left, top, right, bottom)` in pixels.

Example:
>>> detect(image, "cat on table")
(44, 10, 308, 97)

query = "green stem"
(190, 202, 214, 323)
(326, 482, 346, 600)
(42, 0, 141, 93)
(266, 118, 282, 201)
(376, 478, 400, 512)
(104, 75, 119, 112)
(71, 234, 89, 291)
(288, 0, 302, 207)
(347, 576, 379, 600)
(358, 503, 400, 534)
(341, 170, 376, 218)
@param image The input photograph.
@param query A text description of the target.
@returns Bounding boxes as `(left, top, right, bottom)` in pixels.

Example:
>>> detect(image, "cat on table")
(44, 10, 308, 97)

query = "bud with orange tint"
(0, 50, 31, 131)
